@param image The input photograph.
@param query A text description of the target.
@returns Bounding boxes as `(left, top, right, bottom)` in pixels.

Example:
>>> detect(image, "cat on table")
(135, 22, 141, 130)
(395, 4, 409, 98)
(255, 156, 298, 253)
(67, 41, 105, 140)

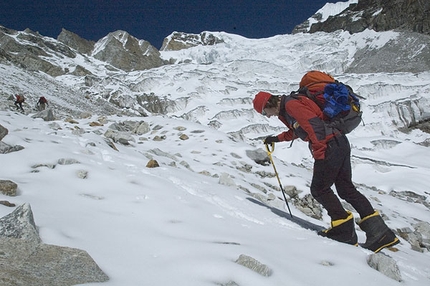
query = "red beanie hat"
(253, 91, 272, 114)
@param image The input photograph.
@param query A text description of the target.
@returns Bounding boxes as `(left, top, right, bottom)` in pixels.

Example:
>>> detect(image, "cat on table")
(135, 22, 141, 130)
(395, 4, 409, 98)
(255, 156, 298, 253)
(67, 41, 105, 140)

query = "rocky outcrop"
(0, 26, 167, 75)
(0, 180, 17, 196)
(291, 1, 430, 73)
(92, 30, 166, 71)
(57, 28, 95, 55)
(0, 28, 70, 76)
(31, 107, 56, 121)
(0, 123, 7, 140)
(0, 124, 24, 154)
(235, 254, 273, 277)
(160, 31, 224, 51)
(303, 0, 430, 36)
(0, 204, 109, 285)
(367, 252, 402, 282)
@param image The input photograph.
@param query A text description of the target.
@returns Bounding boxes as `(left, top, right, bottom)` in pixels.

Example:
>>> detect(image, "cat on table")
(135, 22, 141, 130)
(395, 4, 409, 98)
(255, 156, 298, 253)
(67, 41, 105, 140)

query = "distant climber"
(14, 94, 25, 112)
(36, 96, 49, 111)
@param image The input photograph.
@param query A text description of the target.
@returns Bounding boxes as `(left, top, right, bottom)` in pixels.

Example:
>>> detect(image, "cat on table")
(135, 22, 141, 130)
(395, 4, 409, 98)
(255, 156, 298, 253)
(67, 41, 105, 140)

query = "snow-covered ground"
(1, 7, 430, 285)
(1, 108, 429, 286)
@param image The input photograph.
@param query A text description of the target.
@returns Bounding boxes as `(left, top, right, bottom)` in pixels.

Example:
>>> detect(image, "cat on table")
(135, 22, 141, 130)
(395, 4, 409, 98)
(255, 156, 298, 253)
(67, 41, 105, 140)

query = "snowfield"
(1, 5, 430, 285)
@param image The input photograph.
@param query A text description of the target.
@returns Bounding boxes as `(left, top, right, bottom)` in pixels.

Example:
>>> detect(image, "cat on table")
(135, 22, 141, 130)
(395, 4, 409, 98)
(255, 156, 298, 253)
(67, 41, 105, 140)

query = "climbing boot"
(318, 211, 358, 245)
(358, 211, 399, 253)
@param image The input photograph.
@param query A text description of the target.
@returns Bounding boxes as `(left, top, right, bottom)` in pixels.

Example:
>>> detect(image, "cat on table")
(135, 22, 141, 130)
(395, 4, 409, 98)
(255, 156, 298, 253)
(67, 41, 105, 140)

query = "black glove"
(264, 136, 279, 145)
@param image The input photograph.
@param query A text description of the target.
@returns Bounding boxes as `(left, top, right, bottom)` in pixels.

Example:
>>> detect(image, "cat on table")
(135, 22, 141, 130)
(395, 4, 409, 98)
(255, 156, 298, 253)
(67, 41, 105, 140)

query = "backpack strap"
(279, 94, 306, 148)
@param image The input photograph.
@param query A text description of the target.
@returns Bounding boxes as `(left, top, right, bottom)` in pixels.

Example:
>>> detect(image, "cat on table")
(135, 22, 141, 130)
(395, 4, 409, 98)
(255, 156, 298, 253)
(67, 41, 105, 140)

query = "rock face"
(0, 27, 72, 76)
(297, 0, 429, 36)
(0, 204, 109, 285)
(57, 28, 95, 55)
(0, 124, 8, 140)
(0, 26, 166, 74)
(292, 1, 430, 73)
(92, 30, 166, 71)
(160, 31, 224, 51)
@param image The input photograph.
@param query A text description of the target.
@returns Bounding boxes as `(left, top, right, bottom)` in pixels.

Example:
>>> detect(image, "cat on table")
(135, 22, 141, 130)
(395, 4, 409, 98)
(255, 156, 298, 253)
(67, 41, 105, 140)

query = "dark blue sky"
(1, 0, 341, 49)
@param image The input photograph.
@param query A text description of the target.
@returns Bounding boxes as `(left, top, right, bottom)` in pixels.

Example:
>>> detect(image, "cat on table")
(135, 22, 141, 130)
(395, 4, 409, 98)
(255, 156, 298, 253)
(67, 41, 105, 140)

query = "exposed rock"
(31, 163, 56, 170)
(174, 126, 187, 131)
(108, 120, 150, 135)
(180, 160, 193, 171)
(0, 238, 110, 286)
(292, 0, 430, 73)
(293, 193, 323, 220)
(92, 30, 166, 72)
(133, 121, 150, 135)
(219, 173, 236, 187)
(0, 141, 25, 154)
(77, 170, 89, 179)
(389, 190, 429, 210)
(104, 129, 135, 145)
(48, 122, 62, 130)
(31, 107, 56, 121)
(136, 93, 178, 115)
(236, 162, 252, 173)
(161, 31, 224, 51)
(306, 0, 429, 36)
(57, 158, 81, 165)
(0, 203, 41, 244)
(104, 138, 119, 151)
(0, 123, 8, 140)
(0, 180, 18, 196)
(235, 254, 272, 277)
(0, 203, 109, 285)
(71, 64, 93, 76)
(367, 252, 402, 282)
(413, 221, 430, 250)
(1, 33, 66, 76)
(397, 221, 430, 252)
(146, 159, 160, 168)
(397, 227, 423, 252)
(57, 28, 95, 55)
(153, 135, 166, 141)
(282, 185, 301, 199)
(89, 121, 103, 127)
(245, 149, 270, 166)
(18, 30, 76, 58)
(179, 134, 189, 140)
(147, 148, 178, 161)
(64, 117, 79, 124)
(0, 201, 15, 207)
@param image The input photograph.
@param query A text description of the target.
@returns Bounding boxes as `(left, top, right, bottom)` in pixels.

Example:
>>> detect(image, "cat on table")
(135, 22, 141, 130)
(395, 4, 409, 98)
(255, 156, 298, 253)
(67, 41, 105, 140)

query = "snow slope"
(1, 7, 430, 286)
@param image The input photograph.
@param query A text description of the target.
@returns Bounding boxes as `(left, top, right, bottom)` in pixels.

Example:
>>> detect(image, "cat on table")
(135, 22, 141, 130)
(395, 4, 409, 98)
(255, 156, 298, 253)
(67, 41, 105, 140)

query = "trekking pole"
(265, 143, 293, 218)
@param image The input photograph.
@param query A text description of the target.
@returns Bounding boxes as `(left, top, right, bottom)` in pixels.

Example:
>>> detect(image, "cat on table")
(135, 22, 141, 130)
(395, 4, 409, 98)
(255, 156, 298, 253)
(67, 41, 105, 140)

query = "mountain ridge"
(0, 2, 430, 285)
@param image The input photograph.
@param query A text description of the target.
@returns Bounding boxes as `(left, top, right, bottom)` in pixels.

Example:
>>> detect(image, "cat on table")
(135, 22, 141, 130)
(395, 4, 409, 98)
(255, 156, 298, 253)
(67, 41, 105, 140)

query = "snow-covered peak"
(312, 0, 359, 25)
(293, 0, 359, 33)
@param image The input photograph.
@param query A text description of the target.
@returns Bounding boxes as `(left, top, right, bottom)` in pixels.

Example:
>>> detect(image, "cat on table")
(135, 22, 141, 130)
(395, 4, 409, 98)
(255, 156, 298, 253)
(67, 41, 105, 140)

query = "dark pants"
(15, 101, 24, 111)
(310, 135, 374, 220)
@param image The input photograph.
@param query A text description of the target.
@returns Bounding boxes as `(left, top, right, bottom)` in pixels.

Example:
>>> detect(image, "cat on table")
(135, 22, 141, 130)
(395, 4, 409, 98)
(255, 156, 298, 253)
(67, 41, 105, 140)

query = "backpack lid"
(299, 71, 335, 92)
